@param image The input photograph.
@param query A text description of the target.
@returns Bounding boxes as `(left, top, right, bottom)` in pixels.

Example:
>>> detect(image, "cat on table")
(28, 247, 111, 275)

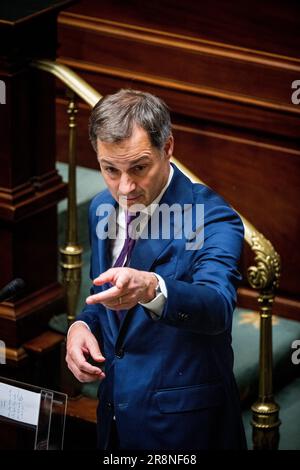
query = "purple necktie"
(112, 211, 139, 323)
(113, 211, 138, 269)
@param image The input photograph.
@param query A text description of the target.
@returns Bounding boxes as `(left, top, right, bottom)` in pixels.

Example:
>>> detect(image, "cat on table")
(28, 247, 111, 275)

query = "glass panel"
(0, 376, 67, 450)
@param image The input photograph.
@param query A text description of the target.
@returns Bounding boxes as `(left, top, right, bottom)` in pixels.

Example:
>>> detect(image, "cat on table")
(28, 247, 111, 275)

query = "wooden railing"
(31, 59, 281, 450)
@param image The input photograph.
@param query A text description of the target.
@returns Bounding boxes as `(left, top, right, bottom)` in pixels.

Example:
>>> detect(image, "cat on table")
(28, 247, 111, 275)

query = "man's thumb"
(87, 340, 105, 362)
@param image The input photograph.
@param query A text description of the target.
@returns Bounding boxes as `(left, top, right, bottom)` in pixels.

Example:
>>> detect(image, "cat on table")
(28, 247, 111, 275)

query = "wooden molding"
(66, 395, 97, 423)
(59, 12, 300, 72)
(58, 57, 300, 116)
(172, 123, 300, 156)
(2, 346, 28, 363)
(23, 330, 65, 354)
(0, 180, 67, 221)
(57, 11, 300, 115)
(0, 282, 64, 321)
(0, 1, 76, 26)
(0, 181, 36, 205)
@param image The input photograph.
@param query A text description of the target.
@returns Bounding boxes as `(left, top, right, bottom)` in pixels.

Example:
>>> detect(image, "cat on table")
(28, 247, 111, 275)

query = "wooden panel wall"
(55, 0, 300, 320)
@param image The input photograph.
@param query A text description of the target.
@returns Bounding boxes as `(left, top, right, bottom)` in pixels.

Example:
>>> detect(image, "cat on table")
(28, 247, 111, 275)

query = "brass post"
(247, 232, 281, 449)
(60, 90, 83, 327)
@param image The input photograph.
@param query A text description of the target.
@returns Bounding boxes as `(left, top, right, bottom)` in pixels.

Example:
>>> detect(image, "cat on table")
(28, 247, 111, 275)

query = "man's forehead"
(98, 123, 151, 146)
(99, 155, 152, 166)
(96, 130, 156, 164)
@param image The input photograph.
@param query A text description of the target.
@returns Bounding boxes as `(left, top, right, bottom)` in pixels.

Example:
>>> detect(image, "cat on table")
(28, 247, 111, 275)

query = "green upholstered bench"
(232, 307, 300, 405)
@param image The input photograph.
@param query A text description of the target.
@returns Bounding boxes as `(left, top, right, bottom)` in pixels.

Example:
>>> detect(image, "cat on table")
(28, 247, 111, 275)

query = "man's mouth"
(120, 195, 142, 201)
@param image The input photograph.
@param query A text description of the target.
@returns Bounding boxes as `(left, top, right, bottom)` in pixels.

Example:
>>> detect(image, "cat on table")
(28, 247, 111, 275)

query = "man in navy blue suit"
(66, 89, 247, 450)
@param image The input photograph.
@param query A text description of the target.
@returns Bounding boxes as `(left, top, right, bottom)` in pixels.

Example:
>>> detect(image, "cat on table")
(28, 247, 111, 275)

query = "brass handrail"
(31, 59, 101, 107)
(31, 58, 281, 449)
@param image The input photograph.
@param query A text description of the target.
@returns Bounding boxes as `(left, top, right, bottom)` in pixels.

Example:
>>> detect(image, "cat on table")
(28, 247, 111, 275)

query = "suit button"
(106, 402, 113, 409)
(178, 312, 189, 321)
(116, 348, 124, 359)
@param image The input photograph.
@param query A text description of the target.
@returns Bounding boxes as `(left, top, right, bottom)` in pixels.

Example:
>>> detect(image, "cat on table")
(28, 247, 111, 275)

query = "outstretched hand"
(86, 267, 158, 310)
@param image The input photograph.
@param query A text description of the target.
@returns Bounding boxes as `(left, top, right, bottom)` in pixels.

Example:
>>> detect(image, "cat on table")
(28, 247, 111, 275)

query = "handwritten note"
(0, 382, 41, 426)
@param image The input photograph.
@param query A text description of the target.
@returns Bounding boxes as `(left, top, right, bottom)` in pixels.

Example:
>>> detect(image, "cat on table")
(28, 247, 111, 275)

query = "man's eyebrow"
(100, 156, 151, 166)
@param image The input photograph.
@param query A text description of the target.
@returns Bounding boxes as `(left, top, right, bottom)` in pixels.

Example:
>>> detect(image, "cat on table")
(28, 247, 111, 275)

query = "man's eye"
(105, 167, 118, 174)
(133, 165, 146, 172)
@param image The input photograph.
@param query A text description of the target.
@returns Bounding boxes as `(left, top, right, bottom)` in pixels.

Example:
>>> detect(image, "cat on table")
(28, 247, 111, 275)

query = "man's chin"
(118, 195, 145, 209)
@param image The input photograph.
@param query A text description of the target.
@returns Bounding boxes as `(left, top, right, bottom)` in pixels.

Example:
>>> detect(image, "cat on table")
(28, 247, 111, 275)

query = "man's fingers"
(68, 359, 105, 383)
(86, 285, 130, 305)
(71, 347, 99, 373)
(68, 346, 105, 377)
(80, 360, 105, 376)
(86, 337, 106, 363)
(68, 333, 105, 371)
(115, 272, 130, 290)
(93, 268, 131, 289)
(93, 268, 118, 285)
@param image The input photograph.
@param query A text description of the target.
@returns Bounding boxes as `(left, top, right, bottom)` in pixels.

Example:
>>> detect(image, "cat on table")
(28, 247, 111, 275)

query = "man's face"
(97, 125, 174, 210)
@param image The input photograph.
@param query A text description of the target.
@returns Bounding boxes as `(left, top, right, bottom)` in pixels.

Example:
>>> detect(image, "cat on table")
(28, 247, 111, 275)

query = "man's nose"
(118, 172, 136, 195)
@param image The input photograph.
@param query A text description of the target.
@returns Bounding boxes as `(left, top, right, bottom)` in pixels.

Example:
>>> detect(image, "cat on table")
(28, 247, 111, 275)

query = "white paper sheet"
(0, 382, 41, 426)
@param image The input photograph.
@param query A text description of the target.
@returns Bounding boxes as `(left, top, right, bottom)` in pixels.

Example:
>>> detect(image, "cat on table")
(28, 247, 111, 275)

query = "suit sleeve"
(157, 202, 244, 335)
(76, 196, 105, 337)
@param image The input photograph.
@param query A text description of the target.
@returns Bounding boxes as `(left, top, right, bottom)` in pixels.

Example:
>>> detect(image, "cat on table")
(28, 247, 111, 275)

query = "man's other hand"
(66, 323, 106, 383)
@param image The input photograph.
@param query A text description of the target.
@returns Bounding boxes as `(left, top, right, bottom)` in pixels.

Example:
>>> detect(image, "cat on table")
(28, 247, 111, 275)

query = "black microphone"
(0, 278, 25, 302)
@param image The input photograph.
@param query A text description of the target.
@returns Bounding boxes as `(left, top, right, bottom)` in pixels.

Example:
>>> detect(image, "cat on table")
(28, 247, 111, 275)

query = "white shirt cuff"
(139, 273, 167, 320)
(67, 320, 91, 336)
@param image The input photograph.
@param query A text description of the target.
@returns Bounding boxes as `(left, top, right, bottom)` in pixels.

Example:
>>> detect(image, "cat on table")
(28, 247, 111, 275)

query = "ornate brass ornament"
(248, 231, 281, 292)
(247, 231, 281, 450)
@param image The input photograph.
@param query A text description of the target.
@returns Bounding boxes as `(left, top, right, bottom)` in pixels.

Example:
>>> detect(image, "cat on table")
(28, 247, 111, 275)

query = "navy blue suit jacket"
(77, 163, 247, 450)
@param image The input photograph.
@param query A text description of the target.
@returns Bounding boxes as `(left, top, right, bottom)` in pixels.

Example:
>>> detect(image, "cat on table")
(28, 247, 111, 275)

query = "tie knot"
(125, 211, 140, 239)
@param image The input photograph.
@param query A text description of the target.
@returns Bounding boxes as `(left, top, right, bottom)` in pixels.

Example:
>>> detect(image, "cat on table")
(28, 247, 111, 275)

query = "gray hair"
(89, 89, 172, 152)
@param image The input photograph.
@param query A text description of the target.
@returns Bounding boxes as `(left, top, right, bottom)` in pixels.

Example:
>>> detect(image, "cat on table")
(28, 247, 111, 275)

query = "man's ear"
(164, 135, 174, 160)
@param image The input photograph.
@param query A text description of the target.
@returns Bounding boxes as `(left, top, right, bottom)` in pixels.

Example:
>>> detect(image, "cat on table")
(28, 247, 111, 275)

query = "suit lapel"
(97, 195, 120, 339)
(130, 163, 193, 271)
